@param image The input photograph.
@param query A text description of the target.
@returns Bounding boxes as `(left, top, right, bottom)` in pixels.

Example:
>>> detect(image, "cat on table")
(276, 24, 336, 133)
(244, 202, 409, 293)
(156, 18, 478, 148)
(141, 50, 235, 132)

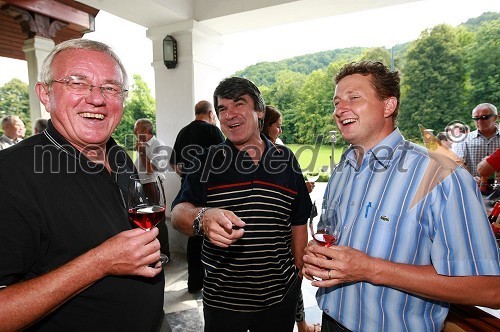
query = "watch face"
(193, 219, 202, 235)
(193, 207, 209, 236)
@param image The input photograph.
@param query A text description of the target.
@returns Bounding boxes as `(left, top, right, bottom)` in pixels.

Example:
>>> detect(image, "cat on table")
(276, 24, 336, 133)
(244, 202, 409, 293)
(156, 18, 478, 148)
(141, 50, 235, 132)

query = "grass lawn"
(288, 144, 345, 181)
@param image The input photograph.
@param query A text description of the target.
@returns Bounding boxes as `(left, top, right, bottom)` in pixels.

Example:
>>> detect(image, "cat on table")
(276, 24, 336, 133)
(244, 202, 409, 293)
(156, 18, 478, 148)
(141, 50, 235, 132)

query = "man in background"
(436, 131, 452, 148)
(452, 103, 500, 178)
(0, 115, 25, 150)
(134, 118, 170, 260)
(33, 118, 48, 134)
(169, 100, 224, 179)
(169, 100, 224, 293)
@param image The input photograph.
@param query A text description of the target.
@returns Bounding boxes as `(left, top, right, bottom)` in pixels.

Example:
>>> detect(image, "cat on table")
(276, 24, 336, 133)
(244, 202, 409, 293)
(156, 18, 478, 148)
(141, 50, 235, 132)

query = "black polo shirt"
(0, 121, 164, 331)
(173, 135, 311, 312)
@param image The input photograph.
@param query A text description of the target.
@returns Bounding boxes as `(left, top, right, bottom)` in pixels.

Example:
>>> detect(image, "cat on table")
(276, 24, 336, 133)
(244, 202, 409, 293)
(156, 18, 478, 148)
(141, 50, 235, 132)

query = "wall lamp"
(163, 35, 178, 69)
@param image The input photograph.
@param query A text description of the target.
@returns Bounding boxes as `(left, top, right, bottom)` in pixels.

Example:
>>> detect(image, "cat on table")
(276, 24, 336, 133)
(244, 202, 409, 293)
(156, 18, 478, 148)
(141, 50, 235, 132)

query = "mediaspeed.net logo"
(445, 121, 470, 144)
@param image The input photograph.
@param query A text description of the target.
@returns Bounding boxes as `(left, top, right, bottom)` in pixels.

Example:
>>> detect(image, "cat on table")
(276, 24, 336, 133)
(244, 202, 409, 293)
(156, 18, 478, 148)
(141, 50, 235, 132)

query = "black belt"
(322, 312, 352, 332)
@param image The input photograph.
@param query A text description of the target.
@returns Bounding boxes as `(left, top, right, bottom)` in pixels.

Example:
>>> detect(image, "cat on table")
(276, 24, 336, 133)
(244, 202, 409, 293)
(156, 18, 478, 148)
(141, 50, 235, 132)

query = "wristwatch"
(193, 207, 210, 236)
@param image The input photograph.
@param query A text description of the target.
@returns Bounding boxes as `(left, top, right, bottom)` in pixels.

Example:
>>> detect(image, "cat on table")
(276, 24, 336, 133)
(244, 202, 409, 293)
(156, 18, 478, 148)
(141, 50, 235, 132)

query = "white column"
(147, 20, 224, 253)
(23, 37, 54, 127)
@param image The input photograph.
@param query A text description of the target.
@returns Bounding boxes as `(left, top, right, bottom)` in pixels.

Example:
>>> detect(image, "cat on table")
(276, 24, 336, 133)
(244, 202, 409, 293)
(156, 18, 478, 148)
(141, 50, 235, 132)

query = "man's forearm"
(291, 224, 307, 270)
(0, 249, 105, 331)
(368, 258, 500, 308)
(171, 202, 198, 236)
(477, 158, 495, 178)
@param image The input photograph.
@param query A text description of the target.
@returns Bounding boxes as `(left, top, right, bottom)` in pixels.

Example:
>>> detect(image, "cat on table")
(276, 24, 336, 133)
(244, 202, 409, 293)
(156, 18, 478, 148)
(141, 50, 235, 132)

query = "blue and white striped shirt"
(317, 129, 500, 332)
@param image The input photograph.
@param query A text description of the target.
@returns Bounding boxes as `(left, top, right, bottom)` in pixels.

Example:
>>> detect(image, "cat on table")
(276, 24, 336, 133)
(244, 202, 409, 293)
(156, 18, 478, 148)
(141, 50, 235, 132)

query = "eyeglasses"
(51, 76, 127, 98)
(472, 114, 496, 121)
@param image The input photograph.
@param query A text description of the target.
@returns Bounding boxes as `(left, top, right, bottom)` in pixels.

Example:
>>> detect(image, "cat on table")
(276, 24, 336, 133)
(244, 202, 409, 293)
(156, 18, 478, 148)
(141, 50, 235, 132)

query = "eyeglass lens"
(53, 76, 125, 97)
(472, 114, 495, 121)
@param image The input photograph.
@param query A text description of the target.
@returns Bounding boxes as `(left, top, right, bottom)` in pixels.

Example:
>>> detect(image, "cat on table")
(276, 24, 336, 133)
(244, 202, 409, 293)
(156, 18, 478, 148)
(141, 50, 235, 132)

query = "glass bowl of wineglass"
(305, 169, 320, 183)
(127, 174, 168, 266)
(309, 200, 342, 247)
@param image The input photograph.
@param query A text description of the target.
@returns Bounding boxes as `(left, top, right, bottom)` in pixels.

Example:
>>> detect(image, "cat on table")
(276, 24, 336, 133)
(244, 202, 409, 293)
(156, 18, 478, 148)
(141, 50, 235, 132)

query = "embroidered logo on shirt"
(380, 215, 390, 222)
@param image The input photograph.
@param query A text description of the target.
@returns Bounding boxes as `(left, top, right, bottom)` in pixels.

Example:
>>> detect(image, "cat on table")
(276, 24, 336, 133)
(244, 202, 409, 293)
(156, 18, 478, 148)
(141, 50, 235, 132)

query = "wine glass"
(305, 170, 320, 183)
(127, 174, 169, 266)
(309, 200, 342, 247)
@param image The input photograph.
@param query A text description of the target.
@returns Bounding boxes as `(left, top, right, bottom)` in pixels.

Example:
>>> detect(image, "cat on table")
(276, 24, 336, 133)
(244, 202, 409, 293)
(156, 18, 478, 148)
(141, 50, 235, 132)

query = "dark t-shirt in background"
(169, 120, 225, 178)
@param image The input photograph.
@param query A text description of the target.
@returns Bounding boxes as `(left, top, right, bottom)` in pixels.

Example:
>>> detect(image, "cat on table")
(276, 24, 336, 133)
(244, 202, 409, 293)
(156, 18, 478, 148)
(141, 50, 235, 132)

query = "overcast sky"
(0, 0, 498, 92)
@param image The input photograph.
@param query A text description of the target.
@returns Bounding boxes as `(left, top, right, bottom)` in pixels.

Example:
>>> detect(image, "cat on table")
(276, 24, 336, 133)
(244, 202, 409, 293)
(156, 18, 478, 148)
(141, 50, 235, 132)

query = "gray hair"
(1, 115, 21, 129)
(34, 118, 48, 133)
(472, 103, 497, 115)
(39, 39, 128, 94)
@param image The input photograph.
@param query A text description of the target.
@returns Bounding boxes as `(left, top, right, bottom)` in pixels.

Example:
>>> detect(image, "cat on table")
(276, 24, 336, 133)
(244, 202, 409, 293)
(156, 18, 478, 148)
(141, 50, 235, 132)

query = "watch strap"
(193, 207, 210, 236)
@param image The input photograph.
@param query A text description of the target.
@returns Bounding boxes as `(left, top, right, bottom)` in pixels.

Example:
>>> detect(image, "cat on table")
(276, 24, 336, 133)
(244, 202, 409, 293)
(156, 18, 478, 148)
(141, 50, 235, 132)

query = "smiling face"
(333, 73, 397, 151)
(4, 117, 25, 140)
(217, 94, 264, 150)
(36, 49, 125, 152)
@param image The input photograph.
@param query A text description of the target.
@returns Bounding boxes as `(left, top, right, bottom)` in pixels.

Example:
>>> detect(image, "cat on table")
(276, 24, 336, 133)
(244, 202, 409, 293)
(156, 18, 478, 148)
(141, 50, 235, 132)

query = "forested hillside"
(235, 44, 409, 87)
(232, 12, 499, 145)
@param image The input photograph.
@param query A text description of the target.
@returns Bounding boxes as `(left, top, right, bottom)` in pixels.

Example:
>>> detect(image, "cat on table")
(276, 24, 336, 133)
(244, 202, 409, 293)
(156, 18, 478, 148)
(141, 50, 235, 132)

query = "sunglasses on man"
(472, 114, 496, 121)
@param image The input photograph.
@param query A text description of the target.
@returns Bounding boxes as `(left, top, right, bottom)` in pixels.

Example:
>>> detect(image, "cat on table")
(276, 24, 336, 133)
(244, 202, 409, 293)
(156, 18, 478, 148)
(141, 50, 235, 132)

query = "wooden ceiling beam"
(0, 1, 99, 60)
(1, 0, 94, 32)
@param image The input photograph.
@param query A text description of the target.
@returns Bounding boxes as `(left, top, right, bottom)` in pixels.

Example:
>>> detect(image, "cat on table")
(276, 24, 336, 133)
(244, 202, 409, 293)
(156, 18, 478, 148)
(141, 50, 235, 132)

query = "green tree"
(466, 19, 500, 108)
(326, 61, 349, 149)
(294, 68, 335, 144)
(399, 24, 469, 141)
(261, 70, 306, 143)
(358, 47, 391, 67)
(0, 79, 31, 136)
(113, 74, 156, 149)
(462, 12, 500, 31)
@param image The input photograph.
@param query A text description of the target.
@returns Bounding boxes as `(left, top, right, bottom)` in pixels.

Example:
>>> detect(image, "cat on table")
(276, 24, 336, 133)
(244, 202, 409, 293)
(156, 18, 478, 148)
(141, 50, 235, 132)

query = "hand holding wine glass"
(309, 200, 342, 247)
(127, 174, 168, 266)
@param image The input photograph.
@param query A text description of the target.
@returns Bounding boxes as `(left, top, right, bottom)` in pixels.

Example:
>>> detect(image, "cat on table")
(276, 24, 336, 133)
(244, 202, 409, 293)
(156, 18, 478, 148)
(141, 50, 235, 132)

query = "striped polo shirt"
(317, 129, 500, 332)
(173, 136, 312, 312)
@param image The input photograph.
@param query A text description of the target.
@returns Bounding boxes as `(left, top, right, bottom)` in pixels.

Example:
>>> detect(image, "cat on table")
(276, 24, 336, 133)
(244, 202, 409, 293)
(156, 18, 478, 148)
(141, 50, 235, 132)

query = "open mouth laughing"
(341, 118, 357, 125)
(79, 112, 105, 120)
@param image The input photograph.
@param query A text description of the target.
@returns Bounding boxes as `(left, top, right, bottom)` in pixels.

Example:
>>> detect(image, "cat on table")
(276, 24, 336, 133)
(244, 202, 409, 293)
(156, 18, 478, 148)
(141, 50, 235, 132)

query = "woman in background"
(262, 105, 284, 145)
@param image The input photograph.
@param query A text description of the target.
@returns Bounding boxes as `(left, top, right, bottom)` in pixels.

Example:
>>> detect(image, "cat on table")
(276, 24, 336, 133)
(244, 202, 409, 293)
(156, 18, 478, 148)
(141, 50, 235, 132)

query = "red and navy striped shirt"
(173, 136, 312, 311)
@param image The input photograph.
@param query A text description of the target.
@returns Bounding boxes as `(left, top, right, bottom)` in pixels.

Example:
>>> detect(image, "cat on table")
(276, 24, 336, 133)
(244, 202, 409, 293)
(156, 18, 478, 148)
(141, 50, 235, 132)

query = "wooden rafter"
(0, 0, 98, 60)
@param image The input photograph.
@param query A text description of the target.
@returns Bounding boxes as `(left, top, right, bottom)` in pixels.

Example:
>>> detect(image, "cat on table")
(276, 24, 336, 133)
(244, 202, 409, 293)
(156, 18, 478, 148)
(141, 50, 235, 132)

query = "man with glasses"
(0, 39, 164, 330)
(452, 103, 500, 179)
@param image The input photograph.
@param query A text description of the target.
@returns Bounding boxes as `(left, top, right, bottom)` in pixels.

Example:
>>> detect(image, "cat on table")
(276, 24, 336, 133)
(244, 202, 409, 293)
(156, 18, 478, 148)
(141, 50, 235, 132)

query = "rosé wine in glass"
(127, 174, 168, 266)
(309, 200, 342, 247)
